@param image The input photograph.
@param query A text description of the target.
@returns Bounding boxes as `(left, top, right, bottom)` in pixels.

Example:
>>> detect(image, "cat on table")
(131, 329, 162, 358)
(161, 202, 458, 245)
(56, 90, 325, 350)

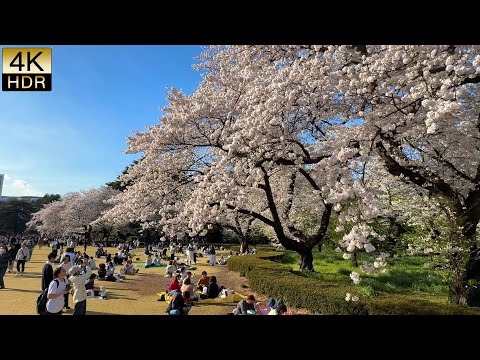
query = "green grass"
(280, 248, 449, 303)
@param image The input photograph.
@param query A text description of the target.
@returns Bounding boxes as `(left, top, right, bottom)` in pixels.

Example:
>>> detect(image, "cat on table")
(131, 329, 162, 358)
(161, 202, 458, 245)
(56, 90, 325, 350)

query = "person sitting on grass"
(145, 255, 155, 268)
(85, 273, 102, 295)
(153, 255, 161, 266)
(167, 274, 182, 295)
(105, 262, 118, 282)
(166, 290, 192, 315)
(216, 255, 227, 265)
(180, 277, 195, 299)
(196, 271, 210, 292)
(200, 275, 219, 299)
(233, 295, 258, 315)
(182, 271, 193, 285)
(97, 263, 107, 280)
(165, 260, 176, 277)
(123, 259, 138, 275)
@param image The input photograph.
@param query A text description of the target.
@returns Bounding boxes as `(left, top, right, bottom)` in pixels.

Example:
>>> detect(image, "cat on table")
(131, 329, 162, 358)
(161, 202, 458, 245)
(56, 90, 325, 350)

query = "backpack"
(36, 279, 59, 315)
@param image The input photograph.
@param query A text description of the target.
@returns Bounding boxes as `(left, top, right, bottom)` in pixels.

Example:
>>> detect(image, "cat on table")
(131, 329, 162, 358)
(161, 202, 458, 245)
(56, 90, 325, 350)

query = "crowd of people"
(1, 234, 291, 316)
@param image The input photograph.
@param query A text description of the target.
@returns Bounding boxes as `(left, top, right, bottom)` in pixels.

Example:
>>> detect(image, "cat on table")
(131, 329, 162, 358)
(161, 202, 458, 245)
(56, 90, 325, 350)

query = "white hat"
(69, 265, 82, 276)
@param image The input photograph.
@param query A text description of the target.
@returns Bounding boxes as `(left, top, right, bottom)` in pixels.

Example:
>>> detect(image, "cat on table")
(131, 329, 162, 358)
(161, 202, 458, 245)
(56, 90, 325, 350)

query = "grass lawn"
(281, 248, 450, 305)
(0, 245, 241, 315)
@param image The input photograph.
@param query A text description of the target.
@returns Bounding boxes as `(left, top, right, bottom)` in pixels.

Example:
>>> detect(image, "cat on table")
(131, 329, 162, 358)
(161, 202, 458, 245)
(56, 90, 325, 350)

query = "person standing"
(46, 267, 68, 315)
(27, 240, 35, 261)
(0, 247, 12, 289)
(15, 242, 30, 276)
(38, 238, 44, 250)
(69, 259, 92, 315)
(209, 245, 216, 266)
(41, 253, 57, 291)
(192, 243, 198, 264)
(7, 244, 16, 274)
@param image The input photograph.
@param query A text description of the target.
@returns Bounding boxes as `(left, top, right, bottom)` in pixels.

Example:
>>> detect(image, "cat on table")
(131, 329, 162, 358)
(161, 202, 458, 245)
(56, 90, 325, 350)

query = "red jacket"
(168, 279, 181, 293)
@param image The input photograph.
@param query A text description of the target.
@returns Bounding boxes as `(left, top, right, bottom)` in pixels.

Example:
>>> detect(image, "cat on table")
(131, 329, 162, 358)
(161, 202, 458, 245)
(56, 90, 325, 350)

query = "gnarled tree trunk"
(299, 247, 314, 271)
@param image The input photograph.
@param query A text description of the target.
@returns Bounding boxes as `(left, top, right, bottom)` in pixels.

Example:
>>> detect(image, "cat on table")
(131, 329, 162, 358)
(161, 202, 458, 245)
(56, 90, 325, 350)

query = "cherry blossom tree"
(28, 187, 118, 238)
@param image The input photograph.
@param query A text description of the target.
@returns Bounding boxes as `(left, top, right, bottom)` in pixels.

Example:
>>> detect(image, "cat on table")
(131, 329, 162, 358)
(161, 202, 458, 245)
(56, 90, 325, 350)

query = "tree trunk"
(449, 211, 480, 306)
(239, 238, 248, 254)
(317, 242, 323, 252)
(351, 251, 358, 267)
(299, 248, 314, 271)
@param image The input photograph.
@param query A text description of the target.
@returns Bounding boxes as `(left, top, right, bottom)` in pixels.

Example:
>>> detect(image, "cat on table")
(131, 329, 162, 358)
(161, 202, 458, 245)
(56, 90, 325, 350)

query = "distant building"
(0, 176, 42, 202)
(0, 195, 42, 203)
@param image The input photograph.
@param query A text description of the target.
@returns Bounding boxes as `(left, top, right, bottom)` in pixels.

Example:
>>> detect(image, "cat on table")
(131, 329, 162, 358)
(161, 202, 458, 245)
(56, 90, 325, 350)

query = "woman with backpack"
(46, 267, 69, 315)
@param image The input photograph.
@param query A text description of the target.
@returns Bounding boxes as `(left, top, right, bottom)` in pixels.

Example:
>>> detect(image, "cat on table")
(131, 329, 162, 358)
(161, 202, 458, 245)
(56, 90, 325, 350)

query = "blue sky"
(0, 45, 203, 197)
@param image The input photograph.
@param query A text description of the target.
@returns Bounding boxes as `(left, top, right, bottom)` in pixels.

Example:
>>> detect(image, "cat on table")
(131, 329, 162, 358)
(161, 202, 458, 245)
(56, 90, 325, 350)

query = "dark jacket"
(166, 292, 186, 314)
(41, 262, 54, 291)
(0, 252, 12, 269)
(207, 282, 219, 299)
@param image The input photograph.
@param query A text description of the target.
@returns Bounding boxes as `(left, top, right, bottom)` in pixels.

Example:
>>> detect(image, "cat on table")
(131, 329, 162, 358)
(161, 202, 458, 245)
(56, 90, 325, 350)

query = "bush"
(227, 252, 367, 315)
(227, 251, 480, 315)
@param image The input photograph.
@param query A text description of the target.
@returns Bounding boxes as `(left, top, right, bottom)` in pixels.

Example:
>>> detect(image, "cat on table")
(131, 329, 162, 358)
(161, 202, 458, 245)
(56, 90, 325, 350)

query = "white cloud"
(1, 174, 43, 197)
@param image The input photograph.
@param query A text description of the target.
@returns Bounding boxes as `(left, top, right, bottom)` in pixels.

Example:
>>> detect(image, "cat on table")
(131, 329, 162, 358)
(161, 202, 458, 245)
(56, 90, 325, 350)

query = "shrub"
(227, 252, 367, 314)
(227, 251, 480, 315)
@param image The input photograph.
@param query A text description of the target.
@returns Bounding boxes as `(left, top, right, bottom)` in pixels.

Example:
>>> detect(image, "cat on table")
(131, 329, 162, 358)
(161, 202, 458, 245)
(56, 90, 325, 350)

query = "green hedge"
(227, 252, 480, 315)
(227, 252, 367, 315)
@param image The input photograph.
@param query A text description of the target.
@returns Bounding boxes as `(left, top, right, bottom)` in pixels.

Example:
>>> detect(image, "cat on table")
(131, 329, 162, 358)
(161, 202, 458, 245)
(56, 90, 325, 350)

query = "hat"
(69, 265, 82, 276)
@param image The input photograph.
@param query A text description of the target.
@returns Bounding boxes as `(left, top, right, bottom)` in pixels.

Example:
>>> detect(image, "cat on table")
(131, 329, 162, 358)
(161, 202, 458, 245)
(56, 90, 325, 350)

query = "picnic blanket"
(156, 291, 173, 302)
(198, 293, 245, 304)
(136, 263, 166, 268)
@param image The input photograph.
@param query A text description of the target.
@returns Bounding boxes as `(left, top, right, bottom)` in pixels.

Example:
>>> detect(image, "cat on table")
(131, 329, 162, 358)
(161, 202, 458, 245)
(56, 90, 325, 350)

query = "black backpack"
(36, 279, 59, 315)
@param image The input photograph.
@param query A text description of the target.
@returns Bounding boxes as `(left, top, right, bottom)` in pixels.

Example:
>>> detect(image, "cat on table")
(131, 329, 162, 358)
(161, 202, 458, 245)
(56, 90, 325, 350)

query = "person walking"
(7, 244, 16, 274)
(69, 258, 92, 315)
(0, 247, 12, 289)
(15, 242, 30, 276)
(41, 252, 57, 291)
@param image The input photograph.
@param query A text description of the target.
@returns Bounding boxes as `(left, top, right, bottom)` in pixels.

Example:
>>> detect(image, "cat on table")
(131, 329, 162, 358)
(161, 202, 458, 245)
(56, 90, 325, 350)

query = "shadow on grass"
(2, 288, 42, 293)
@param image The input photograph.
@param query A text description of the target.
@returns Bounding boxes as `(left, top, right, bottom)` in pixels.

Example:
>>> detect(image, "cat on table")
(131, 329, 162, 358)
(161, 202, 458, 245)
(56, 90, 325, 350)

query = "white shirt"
(46, 278, 67, 314)
(88, 258, 96, 269)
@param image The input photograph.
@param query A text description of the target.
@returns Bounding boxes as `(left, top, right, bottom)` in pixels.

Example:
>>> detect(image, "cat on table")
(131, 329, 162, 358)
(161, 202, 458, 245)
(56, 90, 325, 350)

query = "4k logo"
(2, 48, 52, 91)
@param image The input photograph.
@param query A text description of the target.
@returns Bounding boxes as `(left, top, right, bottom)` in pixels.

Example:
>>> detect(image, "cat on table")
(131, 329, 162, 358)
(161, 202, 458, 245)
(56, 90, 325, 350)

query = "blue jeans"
(169, 309, 181, 315)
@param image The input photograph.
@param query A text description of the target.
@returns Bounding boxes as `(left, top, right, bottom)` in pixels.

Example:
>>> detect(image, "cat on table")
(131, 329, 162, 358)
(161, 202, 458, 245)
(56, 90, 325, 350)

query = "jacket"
(15, 247, 30, 261)
(70, 266, 92, 303)
(0, 252, 11, 269)
(168, 279, 181, 293)
(207, 283, 219, 299)
(42, 262, 54, 291)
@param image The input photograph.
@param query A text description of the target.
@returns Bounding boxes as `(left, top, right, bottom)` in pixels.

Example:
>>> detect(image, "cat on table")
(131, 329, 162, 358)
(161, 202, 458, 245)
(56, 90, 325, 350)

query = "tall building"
(0, 174, 4, 197)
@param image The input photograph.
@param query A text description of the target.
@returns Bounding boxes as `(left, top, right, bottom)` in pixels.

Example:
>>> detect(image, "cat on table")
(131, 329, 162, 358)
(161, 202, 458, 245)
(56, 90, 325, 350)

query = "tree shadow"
(2, 288, 41, 294)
